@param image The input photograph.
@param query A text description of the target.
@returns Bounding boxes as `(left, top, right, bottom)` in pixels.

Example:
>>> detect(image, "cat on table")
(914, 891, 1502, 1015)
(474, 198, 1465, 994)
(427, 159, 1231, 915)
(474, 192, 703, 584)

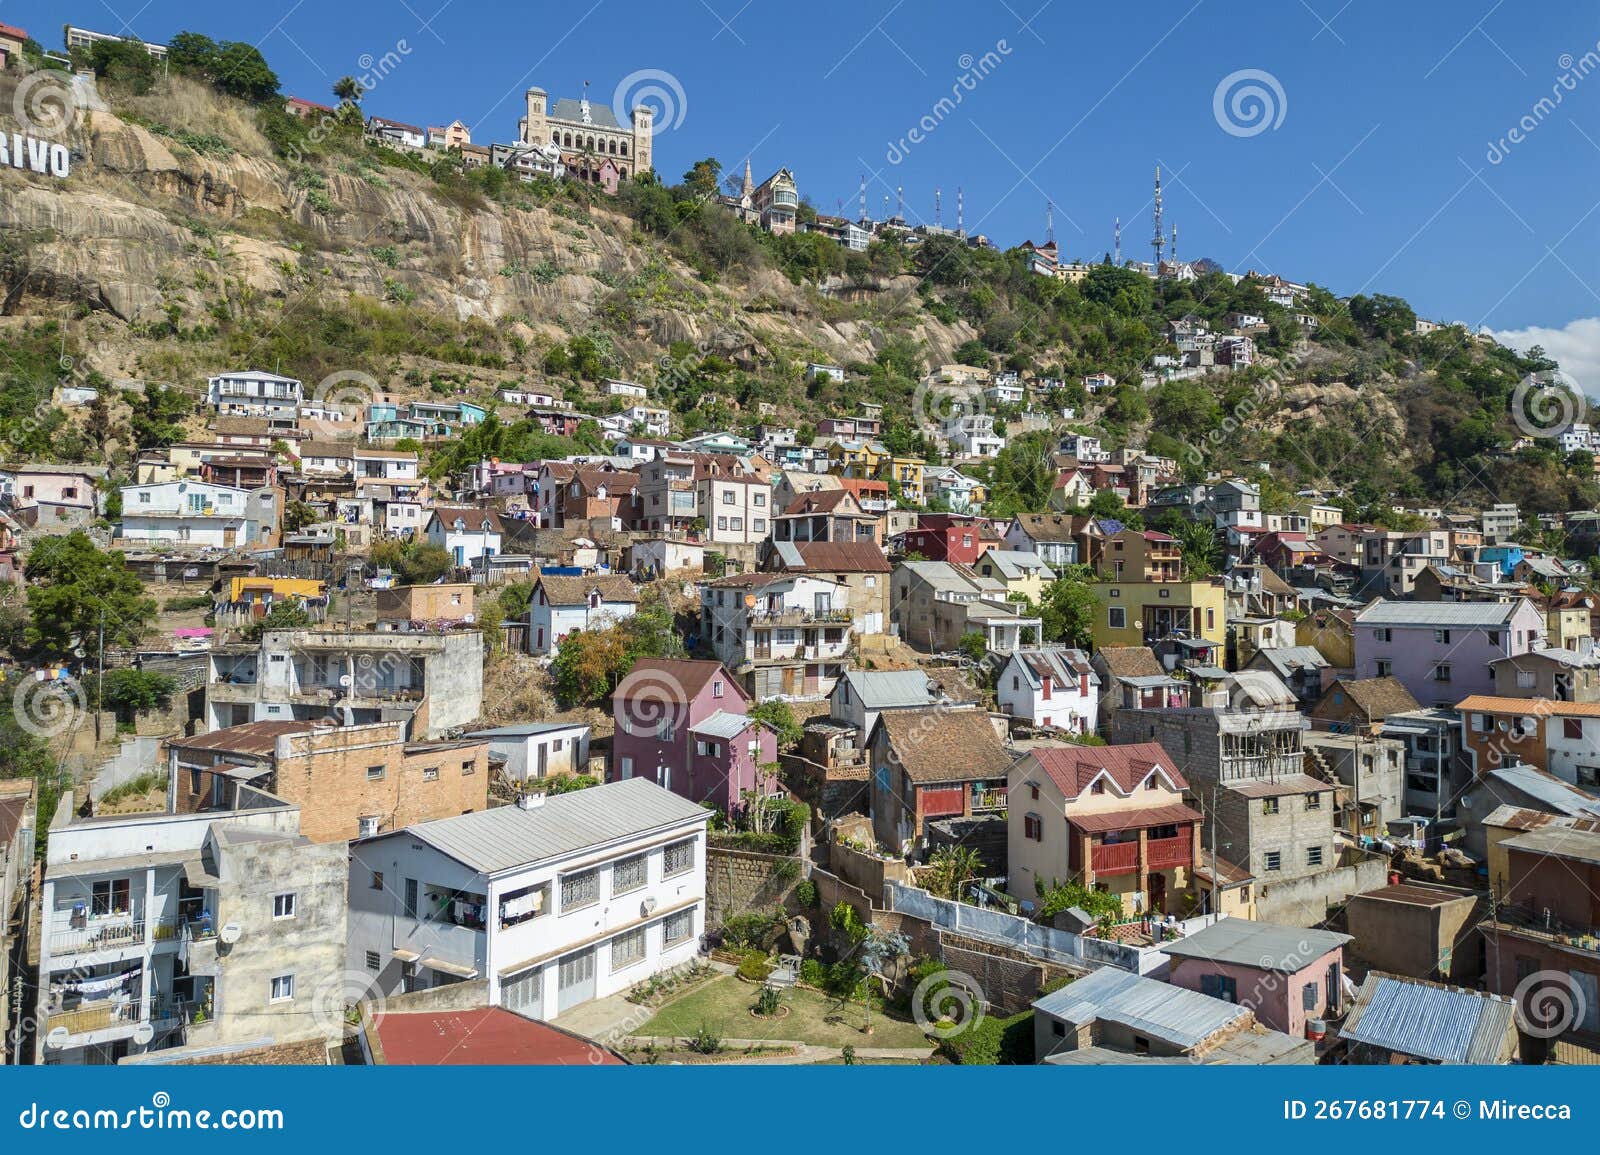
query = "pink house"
(1161, 919, 1351, 1039)
(611, 658, 779, 813)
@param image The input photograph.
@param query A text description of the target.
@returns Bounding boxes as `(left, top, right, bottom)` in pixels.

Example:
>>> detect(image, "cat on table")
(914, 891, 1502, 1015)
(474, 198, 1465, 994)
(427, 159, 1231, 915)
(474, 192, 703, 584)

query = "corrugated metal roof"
(691, 710, 763, 740)
(1354, 599, 1523, 627)
(1500, 823, 1600, 866)
(1160, 917, 1350, 971)
(1487, 763, 1600, 817)
(1033, 967, 1248, 1050)
(1341, 974, 1517, 1063)
(839, 670, 932, 709)
(466, 722, 589, 738)
(396, 777, 710, 875)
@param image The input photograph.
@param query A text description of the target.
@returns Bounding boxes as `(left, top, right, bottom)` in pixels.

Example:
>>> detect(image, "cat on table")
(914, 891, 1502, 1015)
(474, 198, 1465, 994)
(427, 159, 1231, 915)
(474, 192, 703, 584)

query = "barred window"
(561, 868, 600, 912)
(610, 925, 647, 971)
(663, 839, 695, 878)
(663, 907, 694, 946)
(612, 853, 648, 895)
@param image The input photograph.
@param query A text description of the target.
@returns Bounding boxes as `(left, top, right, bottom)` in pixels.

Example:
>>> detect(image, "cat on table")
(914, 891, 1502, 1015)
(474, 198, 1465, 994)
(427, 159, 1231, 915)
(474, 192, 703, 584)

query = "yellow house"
(878, 457, 926, 505)
(973, 549, 1055, 605)
(825, 438, 889, 474)
(1090, 579, 1225, 650)
(1297, 607, 1355, 669)
(227, 576, 326, 605)
(1544, 593, 1595, 652)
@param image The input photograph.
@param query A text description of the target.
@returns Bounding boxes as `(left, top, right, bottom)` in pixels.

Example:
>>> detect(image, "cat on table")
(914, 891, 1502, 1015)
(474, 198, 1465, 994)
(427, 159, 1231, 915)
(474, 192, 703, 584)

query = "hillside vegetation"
(0, 40, 1591, 516)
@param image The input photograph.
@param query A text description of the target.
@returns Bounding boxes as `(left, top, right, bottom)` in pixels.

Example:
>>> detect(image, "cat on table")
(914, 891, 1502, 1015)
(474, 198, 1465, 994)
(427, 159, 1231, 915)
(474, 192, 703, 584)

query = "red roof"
(1030, 741, 1186, 799)
(373, 1008, 625, 1065)
(0, 23, 27, 39)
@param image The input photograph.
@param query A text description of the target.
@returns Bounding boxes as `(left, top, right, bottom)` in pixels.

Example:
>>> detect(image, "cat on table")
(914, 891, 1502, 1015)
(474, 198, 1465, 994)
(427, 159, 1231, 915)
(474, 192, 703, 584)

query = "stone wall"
(828, 840, 910, 901)
(704, 846, 801, 926)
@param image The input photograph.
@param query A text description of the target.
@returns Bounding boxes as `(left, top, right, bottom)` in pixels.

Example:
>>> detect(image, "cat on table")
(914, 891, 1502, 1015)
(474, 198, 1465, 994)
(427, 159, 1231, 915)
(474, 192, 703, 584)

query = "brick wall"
(704, 846, 801, 926)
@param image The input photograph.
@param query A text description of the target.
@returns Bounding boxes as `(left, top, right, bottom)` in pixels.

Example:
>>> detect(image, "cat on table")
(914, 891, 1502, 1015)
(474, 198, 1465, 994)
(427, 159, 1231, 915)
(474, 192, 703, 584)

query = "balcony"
(750, 607, 854, 626)
(1145, 834, 1193, 871)
(1487, 903, 1600, 955)
(971, 788, 1008, 813)
(47, 1000, 142, 1038)
(1091, 840, 1140, 876)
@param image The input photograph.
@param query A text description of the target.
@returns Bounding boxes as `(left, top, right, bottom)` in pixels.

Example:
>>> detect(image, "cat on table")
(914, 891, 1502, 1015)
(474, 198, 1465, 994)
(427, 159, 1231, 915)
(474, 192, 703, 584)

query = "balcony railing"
(1091, 840, 1140, 876)
(971, 789, 1008, 813)
(1145, 834, 1193, 871)
(1488, 903, 1600, 953)
(750, 607, 854, 625)
(47, 1000, 141, 1037)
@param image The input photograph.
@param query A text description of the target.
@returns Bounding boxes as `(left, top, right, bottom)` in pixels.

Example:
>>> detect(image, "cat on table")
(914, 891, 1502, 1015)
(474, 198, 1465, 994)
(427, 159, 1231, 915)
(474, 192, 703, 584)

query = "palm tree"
(925, 845, 984, 901)
(332, 76, 363, 104)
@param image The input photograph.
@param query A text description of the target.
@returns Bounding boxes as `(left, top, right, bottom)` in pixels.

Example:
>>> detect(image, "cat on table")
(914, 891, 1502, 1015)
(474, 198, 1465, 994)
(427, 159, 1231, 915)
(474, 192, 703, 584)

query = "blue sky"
(7, 1, 1600, 380)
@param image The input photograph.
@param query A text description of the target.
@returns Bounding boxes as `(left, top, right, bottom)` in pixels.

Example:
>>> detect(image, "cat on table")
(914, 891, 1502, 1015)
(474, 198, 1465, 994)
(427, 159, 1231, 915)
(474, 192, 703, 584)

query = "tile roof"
(1318, 677, 1422, 720)
(1010, 512, 1092, 543)
(535, 574, 639, 606)
(615, 658, 737, 704)
(393, 777, 709, 875)
(429, 505, 505, 533)
(1028, 741, 1186, 797)
(874, 708, 1013, 784)
(1092, 646, 1166, 679)
(1067, 801, 1204, 833)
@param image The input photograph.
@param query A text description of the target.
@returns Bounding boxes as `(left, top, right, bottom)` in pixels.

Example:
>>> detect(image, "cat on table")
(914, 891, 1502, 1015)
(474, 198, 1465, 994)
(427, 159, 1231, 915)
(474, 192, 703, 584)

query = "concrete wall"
(89, 736, 165, 801)
(1346, 886, 1484, 983)
(1256, 853, 1390, 927)
(827, 839, 910, 901)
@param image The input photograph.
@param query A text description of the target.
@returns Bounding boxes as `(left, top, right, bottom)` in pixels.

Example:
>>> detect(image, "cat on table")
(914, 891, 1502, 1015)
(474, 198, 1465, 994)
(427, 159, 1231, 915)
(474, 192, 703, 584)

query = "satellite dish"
(641, 897, 658, 917)
(338, 674, 352, 687)
(47, 1027, 69, 1049)
(218, 921, 242, 945)
(133, 1023, 154, 1045)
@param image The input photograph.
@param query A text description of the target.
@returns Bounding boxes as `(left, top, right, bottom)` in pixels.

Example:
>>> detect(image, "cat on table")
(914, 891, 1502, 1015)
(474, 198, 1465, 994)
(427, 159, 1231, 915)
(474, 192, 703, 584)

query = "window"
(359, 816, 380, 838)
(664, 839, 695, 878)
(1024, 814, 1042, 841)
(1306, 846, 1323, 866)
(370, 870, 384, 890)
(1302, 981, 1319, 1011)
(366, 764, 386, 781)
(712, 680, 724, 698)
(610, 925, 647, 971)
(1200, 974, 1238, 1003)
(1262, 797, 1280, 815)
(1051, 1020, 1066, 1038)
(462, 759, 476, 775)
(91, 878, 131, 916)
(1373, 627, 1392, 643)
(422, 766, 439, 782)
(1090, 779, 1105, 795)
(1565, 718, 1584, 741)
(272, 893, 296, 919)
(270, 974, 295, 1002)
(663, 907, 694, 946)
(1305, 792, 1321, 810)
(1433, 663, 1451, 682)
(1264, 851, 1282, 871)
(561, 868, 600, 912)
(1434, 629, 1451, 644)
(613, 853, 648, 894)
(365, 951, 381, 971)
(1375, 660, 1392, 677)
(1517, 670, 1537, 689)
(1108, 607, 1126, 629)
(1030, 784, 1040, 800)
(620, 755, 635, 777)
(722, 491, 736, 504)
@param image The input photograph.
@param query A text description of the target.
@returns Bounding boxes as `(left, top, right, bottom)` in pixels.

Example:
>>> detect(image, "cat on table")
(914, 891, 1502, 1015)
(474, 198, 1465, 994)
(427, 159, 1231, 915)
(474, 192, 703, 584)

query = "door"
(1148, 871, 1167, 915)
(1573, 970, 1600, 1034)
(536, 743, 549, 779)
(557, 949, 596, 1013)
(503, 967, 544, 1019)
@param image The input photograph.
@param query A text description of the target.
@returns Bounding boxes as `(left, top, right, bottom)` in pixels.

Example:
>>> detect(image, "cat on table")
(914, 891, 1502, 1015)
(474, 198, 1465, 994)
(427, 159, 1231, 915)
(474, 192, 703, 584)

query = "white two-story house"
(994, 647, 1100, 735)
(701, 572, 853, 700)
(528, 574, 640, 655)
(425, 506, 505, 568)
(206, 370, 303, 422)
(346, 778, 709, 1019)
(118, 480, 278, 549)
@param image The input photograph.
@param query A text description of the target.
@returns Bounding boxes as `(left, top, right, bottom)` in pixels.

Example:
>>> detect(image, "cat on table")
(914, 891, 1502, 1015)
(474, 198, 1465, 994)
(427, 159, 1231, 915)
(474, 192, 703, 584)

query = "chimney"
(516, 791, 546, 810)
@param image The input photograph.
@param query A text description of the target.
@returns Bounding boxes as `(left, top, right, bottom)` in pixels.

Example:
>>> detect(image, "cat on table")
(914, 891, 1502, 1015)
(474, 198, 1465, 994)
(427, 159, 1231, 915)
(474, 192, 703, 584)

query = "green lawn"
(637, 976, 933, 1050)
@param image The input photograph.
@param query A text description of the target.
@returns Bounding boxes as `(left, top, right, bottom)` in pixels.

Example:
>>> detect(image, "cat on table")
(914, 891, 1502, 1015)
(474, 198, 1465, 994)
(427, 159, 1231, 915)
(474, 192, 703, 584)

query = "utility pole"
(96, 607, 105, 742)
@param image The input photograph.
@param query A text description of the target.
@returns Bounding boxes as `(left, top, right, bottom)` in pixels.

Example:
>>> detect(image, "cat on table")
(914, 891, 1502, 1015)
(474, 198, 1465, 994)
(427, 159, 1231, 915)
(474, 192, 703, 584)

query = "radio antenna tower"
(957, 186, 965, 235)
(858, 174, 867, 223)
(1046, 201, 1055, 246)
(935, 187, 942, 230)
(1170, 222, 1178, 264)
(1113, 217, 1121, 265)
(896, 185, 905, 221)
(1151, 165, 1165, 266)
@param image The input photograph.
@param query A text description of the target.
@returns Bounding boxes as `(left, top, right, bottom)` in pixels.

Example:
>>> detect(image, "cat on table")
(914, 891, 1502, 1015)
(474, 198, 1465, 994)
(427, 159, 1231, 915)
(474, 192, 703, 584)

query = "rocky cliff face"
(0, 79, 975, 386)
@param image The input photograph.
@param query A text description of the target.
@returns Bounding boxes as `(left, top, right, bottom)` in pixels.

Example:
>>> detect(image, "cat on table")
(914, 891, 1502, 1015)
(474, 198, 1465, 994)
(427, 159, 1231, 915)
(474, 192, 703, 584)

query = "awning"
(391, 949, 421, 963)
(420, 956, 479, 979)
(1069, 802, 1204, 834)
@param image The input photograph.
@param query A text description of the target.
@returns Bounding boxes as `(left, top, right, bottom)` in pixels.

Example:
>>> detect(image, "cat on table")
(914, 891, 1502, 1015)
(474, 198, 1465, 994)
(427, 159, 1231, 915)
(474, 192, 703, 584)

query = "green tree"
(1036, 571, 1098, 648)
(748, 700, 802, 751)
(242, 601, 312, 641)
(97, 669, 178, 719)
(332, 75, 363, 103)
(24, 533, 156, 663)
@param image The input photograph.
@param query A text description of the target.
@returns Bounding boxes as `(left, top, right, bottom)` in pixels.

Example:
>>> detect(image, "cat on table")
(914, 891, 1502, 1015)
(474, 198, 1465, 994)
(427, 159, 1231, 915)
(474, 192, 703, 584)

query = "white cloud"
(1490, 316, 1600, 397)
